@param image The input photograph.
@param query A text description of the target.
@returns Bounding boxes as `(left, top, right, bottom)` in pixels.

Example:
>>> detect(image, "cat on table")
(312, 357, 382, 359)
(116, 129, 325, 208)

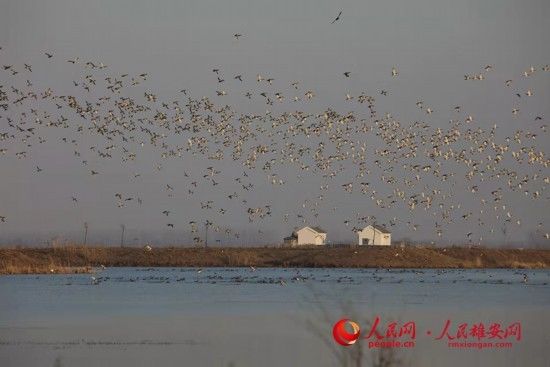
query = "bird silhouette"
(331, 11, 342, 24)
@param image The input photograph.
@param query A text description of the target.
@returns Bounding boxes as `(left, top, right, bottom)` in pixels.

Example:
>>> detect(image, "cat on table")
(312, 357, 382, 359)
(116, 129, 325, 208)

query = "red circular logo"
(333, 319, 361, 346)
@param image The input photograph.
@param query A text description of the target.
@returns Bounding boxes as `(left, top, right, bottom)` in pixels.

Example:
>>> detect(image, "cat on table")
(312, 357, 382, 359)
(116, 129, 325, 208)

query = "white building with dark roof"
(357, 225, 391, 246)
(284, 226, 327, 246)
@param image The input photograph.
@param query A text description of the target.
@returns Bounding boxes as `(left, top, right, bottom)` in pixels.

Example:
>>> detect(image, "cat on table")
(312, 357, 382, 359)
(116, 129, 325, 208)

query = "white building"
(357, 225, 391, 246)
(284, 226, 327, 246)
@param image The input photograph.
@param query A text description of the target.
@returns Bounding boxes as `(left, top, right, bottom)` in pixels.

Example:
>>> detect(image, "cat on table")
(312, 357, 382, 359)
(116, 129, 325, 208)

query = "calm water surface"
(1, 267, 549, 367)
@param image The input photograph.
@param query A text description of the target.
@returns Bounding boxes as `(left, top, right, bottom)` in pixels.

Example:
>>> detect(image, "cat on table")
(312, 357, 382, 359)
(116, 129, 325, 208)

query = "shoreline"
(1, 246, 549, 274)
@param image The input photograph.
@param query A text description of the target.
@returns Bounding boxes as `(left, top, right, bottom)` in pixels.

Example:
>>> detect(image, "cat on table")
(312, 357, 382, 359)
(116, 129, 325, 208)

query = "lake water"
(1, 267, 549, 367)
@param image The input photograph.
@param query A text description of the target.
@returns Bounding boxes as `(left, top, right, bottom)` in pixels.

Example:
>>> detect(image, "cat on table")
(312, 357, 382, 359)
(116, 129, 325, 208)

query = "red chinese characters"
(435, 320, 521, 341)
(365, 316, 416, 341)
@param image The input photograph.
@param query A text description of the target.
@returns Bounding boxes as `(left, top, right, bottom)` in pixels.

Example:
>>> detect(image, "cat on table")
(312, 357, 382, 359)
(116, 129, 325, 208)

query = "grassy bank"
(1, 246, 549, 274)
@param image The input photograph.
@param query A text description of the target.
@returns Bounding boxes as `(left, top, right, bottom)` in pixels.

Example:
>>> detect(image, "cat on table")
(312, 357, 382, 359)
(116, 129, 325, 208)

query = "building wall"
(357, 226, 391, 246)
(378, 234, 391, 246)
(296, 228, 326, 245)
(283, 238, 297, 247)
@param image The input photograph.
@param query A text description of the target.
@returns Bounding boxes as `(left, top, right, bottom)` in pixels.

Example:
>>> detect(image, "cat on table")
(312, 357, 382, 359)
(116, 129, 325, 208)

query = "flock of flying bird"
(0, 37, 549, 245)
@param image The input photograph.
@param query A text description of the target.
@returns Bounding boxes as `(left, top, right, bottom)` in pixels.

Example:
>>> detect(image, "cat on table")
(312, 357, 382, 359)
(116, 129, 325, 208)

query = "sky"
(0, 0, 549, 246)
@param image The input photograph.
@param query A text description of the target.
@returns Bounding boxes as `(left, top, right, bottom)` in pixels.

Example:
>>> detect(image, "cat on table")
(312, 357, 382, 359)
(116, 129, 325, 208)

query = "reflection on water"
(53, 356, 63, 367)
(0, 268, 549, 367)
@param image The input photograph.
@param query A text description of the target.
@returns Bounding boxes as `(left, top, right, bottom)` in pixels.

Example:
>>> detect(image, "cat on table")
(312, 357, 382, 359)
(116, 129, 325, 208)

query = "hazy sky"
(0, 0, 549, 246)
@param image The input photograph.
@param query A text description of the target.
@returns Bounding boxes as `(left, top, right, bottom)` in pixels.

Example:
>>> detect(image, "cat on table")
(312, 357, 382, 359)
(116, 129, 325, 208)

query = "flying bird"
(331, 11, 342, 24)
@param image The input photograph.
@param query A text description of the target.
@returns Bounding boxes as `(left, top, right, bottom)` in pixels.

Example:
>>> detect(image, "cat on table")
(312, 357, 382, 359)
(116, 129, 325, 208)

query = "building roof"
(372, 224, 391, 234)
(309, 226, 327, 234)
